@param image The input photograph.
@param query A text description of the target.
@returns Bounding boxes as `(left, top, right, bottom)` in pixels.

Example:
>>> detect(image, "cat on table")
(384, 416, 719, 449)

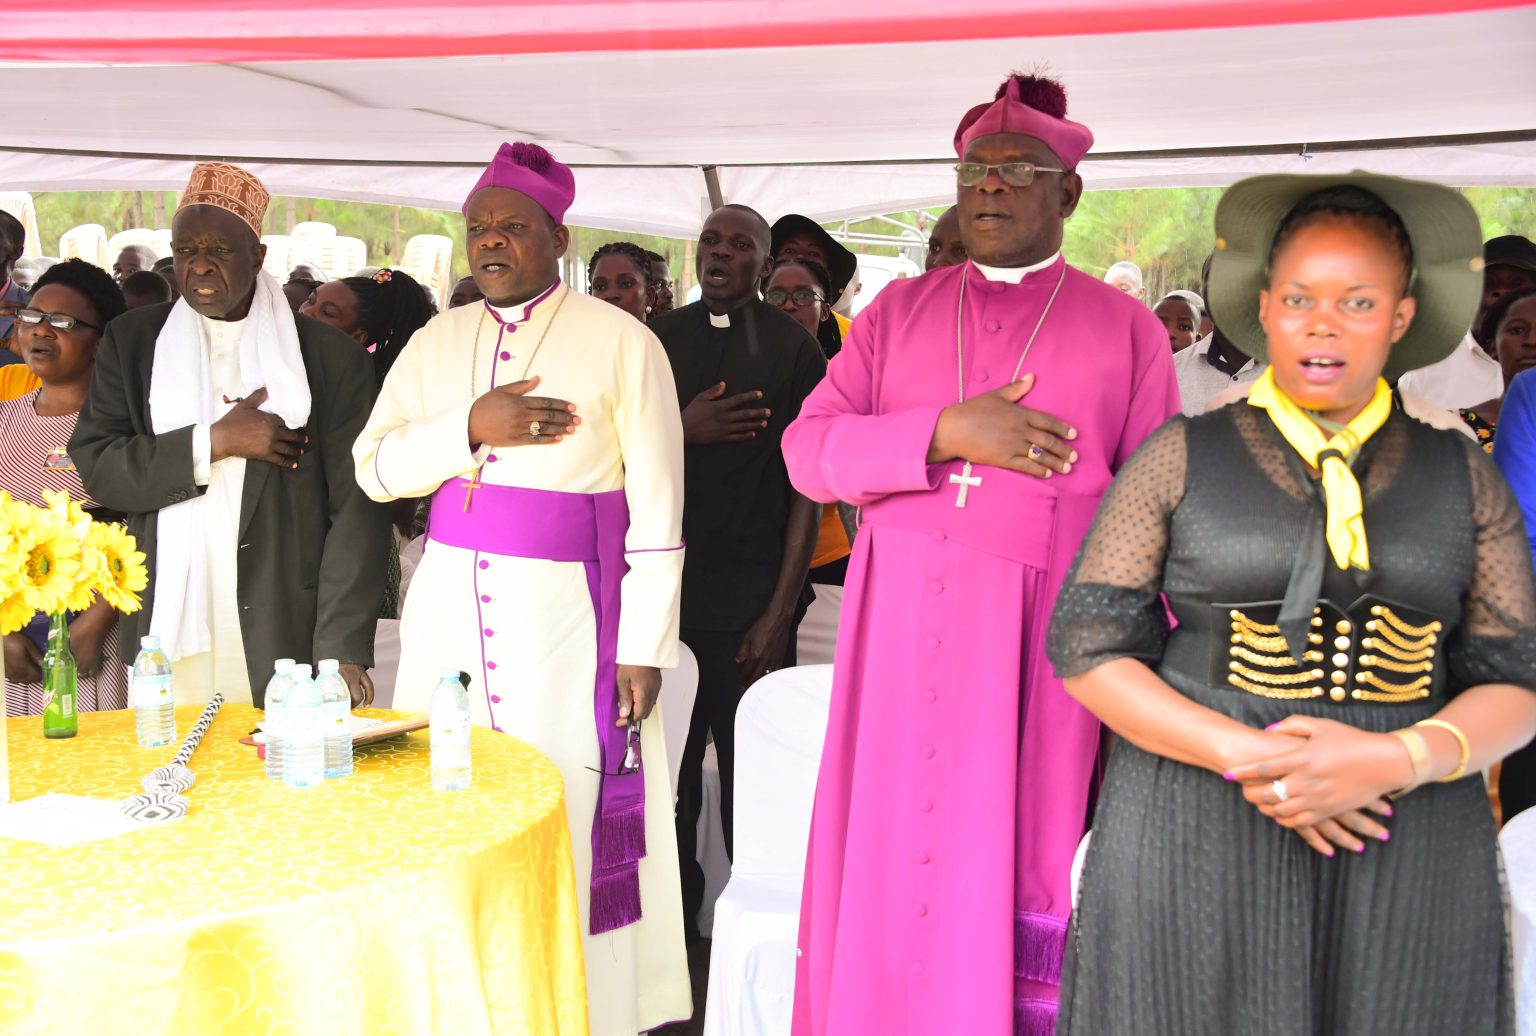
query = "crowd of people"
(0, 66, 1533, 1036)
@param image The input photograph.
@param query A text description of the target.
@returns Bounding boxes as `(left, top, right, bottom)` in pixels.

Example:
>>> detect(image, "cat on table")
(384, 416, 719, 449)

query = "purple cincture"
(427, 481, 646, 934)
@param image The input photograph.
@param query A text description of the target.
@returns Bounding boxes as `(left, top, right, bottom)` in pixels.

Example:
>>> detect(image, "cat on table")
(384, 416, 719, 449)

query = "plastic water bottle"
(315, 659, 354, 779)
(430, 671, 472, 791)
(262, 658, 295, 781)
(282, 664, 325, 789)
(131, 635, 176, 747)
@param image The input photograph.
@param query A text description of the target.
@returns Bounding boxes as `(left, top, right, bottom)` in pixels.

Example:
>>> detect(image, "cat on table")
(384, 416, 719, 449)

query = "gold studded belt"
(1200, 598, 1445, 704)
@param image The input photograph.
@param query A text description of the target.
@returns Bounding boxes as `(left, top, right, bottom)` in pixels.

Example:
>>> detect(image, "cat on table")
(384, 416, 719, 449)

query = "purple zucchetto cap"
(461, 141, 576, 224)
(953, 73, 1094, 170)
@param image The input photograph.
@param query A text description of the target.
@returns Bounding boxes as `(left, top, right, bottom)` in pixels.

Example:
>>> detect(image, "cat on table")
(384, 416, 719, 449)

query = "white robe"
(171, 315, 251, 704)
(354, 284, 691, 1035)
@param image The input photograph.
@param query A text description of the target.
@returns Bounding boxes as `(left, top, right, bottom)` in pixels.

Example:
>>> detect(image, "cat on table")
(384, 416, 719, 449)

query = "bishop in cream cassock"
(352, 142, 691, 1035)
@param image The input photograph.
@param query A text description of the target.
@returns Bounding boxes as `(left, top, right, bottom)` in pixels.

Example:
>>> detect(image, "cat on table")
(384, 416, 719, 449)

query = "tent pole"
(702, 166, 724, 210)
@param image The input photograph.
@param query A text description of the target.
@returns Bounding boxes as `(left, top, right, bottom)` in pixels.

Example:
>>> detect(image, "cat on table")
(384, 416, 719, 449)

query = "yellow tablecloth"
(0, 706, 590, 1036)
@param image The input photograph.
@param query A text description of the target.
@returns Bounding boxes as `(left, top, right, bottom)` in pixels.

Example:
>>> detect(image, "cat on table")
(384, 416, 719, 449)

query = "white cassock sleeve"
(613, 325, 686, 670)
(352, 323, 481, 502)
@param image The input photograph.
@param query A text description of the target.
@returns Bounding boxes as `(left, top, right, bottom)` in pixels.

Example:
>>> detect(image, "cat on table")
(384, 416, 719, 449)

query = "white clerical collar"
(708, 311, 731, 328)
(972, 252, 1062, 284)
(488, 280, 561, 325)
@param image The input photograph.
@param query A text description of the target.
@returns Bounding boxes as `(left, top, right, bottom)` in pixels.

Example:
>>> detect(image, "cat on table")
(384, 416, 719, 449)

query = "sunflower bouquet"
(0, 490, 149, 745)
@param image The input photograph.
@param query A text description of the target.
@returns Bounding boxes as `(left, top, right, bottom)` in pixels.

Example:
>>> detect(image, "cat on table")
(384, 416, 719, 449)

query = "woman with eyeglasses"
(1, 259, 130, 716)
(767, 257, 857, 660)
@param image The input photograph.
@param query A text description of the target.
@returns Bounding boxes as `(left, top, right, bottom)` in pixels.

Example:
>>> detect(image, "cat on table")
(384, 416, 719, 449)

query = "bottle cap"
(291, 664, 313, 678)
(274, 658, 296, 673)
(140, 635, 161, 649)
(442, 670, 464, 682)
(317, 659, 340, 674)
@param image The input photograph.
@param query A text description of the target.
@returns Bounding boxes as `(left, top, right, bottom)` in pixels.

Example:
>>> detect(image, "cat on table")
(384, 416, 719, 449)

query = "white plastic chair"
(1501, 807, 1536, 1034)
(317, 236, 368, 279)
(0, 192, 42, 259)
(107, 228, 161, 261)
(58, 224, 110, 268)
(704, 664, 834, 1036)
(260, 236, 293, 281)
(399, 233, 454, 309)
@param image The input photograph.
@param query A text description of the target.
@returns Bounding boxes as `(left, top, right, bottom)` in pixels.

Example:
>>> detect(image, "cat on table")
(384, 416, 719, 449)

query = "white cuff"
(192, 424, 212, 486)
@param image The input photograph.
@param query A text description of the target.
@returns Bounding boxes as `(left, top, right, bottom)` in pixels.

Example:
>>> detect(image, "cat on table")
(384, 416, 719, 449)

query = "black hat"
(1484, 234, 1536, 276)
(770, 215, 857, 301)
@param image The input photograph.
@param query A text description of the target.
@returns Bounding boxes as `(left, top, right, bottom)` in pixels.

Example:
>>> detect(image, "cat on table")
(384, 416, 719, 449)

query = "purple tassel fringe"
(1014, 996, 1058, 1036)
(595, 802, 648, 871)
(589, 865, 642, 935)
(1015, 910, 1068, 984)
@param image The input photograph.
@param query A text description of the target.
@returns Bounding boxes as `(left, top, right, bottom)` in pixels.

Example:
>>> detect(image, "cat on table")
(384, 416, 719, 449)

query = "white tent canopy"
(1, 6, 1533, 235)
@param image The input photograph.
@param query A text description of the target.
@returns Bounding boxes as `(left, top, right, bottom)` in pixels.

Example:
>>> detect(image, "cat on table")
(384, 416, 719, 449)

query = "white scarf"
(147, 271, 311, 661)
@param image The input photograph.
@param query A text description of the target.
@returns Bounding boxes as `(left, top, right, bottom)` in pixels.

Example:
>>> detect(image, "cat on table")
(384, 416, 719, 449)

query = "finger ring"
(1028, 443, 1044, 460)
(1272, 779, 1289, 803)
(529, 420, 542, 437)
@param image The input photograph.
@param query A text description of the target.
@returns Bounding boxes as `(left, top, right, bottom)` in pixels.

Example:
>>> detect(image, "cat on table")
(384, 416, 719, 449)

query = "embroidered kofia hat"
(953, 72, 1095, 169)
(462, 141, 577, 225)
(178, 161, 269, 238)
(1208, 171, 1484, 380)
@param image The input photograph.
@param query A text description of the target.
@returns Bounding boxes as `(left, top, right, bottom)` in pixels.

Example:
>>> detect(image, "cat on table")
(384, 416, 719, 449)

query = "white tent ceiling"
(0, 6, 1533, 235)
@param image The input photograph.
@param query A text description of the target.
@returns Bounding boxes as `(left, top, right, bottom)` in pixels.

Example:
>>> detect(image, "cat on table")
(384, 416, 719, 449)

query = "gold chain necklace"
(948, 260, 1068, 509)
(469, 285, 569, 396)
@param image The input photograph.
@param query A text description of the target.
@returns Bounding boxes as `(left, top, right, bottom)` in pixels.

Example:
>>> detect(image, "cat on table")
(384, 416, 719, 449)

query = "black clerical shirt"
(652, 299, 826, 631)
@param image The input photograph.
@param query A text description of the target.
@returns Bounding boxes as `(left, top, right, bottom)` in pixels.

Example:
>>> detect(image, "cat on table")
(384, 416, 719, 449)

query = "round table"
(0, 705, 590, 1035)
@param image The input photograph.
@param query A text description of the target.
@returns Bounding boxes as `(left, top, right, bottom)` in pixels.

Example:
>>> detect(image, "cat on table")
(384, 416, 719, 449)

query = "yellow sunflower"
(0, 493, 32, 634)
(10, 499, 84, 618)
(87, 521, 148, 615)
(41, 490, 112, 613)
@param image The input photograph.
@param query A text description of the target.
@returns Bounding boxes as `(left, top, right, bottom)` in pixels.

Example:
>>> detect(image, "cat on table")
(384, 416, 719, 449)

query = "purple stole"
(427, 482, 646, 935)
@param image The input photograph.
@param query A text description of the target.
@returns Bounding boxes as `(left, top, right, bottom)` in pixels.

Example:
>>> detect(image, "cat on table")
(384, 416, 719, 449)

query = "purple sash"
(428, 481, 645, 935)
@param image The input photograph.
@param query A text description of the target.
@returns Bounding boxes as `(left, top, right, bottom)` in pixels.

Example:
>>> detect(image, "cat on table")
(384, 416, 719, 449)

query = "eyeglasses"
(584, 720, 644, 777)
(15, 308, 102, 332)
(954, 162, 1066, 188)
(764, 287, 826, 308)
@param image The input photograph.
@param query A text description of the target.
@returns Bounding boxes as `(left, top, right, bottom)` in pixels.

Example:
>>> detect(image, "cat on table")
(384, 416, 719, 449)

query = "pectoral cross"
(949, 462, 982, 508)
(461, 468, 483, 512)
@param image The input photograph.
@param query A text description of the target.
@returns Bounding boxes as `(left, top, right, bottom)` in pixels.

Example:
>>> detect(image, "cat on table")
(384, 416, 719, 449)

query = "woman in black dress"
(1048, 173, 1536, 1036)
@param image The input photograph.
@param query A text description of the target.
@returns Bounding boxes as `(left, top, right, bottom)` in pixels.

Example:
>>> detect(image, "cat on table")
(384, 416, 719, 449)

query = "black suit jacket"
(69, 302, 389, 704)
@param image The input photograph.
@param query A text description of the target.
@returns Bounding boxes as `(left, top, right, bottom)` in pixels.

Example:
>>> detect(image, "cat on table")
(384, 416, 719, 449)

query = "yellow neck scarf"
(1247, 367, 1393, 571)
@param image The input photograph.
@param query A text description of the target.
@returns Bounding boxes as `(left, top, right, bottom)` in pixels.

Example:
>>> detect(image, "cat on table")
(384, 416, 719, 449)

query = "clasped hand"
(1225, 716, 1414, 857)
(927, 374, 1078, 478)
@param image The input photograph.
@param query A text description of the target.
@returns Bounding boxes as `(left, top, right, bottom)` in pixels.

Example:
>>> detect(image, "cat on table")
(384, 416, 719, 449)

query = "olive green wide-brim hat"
(1207, 171, 1484, 381)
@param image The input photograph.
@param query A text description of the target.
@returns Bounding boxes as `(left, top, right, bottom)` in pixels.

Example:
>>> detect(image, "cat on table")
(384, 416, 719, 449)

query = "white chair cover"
(697, 741, 730, 937)
(369, 618, 400, 709)
(704, 664, 834, 1036)
(1502, 808, 1536, 1034)
(795, 584, 842, 667)
(661, 642, 699, 803)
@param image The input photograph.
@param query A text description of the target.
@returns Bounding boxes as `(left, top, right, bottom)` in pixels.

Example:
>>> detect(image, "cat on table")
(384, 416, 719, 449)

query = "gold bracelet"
(1414, 718, 1471, 782)
(1389, 728, 1431, 797)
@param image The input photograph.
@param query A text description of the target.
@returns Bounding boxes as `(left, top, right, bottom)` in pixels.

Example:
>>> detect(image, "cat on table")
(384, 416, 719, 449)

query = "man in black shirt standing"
(651, 203, 825, 934)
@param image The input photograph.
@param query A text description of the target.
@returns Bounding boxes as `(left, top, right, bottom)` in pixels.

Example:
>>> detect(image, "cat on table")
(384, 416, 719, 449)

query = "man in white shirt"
(1174, 252, 1265, 414)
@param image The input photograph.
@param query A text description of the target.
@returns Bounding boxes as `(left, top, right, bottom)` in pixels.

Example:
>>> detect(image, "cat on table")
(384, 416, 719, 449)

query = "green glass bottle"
(42, 611, 78, 739)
